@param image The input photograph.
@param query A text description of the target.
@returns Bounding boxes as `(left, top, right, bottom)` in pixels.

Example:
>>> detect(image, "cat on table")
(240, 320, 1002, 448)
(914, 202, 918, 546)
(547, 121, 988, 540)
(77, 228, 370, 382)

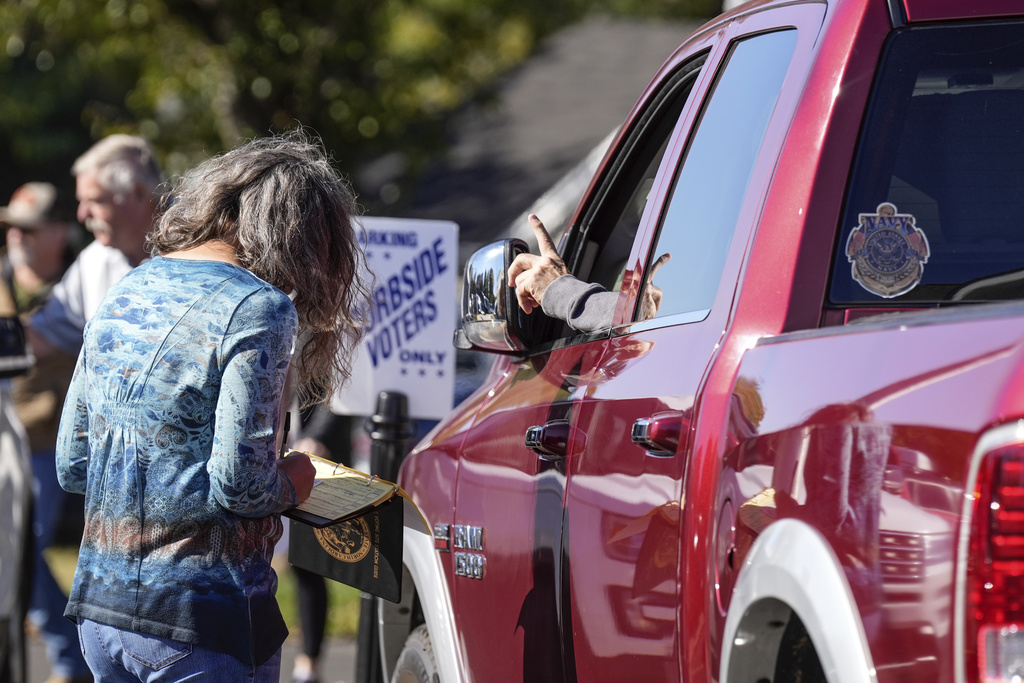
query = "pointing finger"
(529, 214, 560, 259)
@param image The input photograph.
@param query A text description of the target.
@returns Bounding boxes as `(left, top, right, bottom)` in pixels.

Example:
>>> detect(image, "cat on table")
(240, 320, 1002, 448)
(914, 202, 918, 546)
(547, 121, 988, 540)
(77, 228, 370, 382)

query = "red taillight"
(967, 444, 1024, 682)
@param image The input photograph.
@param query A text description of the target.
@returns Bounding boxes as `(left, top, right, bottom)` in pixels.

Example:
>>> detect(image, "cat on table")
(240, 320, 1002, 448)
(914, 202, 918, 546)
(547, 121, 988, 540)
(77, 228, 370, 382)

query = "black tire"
(391, 625, 440, 683)
(774, 612, 827, 683)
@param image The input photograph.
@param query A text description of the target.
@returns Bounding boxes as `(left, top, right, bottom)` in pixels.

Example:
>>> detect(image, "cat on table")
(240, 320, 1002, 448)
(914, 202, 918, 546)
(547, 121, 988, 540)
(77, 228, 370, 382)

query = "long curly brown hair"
(148, 129, 371, 407)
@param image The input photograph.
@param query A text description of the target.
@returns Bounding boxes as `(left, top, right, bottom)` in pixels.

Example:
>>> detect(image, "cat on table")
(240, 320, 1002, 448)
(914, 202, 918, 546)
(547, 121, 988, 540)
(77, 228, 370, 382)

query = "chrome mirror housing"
(454, 239, 529, 353)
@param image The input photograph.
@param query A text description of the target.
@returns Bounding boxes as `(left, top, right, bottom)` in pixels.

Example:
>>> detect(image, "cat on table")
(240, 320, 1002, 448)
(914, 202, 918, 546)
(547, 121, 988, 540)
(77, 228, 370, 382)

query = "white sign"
(331, 216, 459, 420)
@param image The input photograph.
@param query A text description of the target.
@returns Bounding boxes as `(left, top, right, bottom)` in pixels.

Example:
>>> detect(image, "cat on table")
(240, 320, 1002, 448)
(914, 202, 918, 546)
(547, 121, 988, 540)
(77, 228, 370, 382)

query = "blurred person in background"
(29, 134, 163, 362)
(0, 182, 90, 683)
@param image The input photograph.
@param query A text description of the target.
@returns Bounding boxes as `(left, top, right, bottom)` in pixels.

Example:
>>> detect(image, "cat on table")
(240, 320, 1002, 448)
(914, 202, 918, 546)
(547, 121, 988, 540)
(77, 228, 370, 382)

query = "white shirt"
(30, 241, 132, 355)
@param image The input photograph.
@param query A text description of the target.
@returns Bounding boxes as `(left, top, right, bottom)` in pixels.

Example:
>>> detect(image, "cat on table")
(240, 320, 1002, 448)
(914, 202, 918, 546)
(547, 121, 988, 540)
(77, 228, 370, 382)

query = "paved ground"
(27, 632, 358, 683)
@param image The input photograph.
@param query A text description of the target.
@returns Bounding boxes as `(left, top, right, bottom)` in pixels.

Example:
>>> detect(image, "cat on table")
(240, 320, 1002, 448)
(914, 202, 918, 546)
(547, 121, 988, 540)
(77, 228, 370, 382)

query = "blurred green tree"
(0, 0, 716, 211)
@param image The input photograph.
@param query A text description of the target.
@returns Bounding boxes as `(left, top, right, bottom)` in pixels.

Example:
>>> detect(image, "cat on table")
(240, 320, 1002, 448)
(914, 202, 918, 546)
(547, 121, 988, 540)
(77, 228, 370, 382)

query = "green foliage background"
(0, 0, 717, 213)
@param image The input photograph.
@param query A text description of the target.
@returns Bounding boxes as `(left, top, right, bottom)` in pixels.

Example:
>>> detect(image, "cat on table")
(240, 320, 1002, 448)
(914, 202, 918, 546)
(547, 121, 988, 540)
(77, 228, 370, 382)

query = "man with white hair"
(30, 135, 163, 360)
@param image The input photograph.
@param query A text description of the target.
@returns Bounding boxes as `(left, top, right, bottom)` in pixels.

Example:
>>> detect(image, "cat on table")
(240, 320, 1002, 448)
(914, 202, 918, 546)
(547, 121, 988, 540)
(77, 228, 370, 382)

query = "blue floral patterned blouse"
(56, 256, 299, 666)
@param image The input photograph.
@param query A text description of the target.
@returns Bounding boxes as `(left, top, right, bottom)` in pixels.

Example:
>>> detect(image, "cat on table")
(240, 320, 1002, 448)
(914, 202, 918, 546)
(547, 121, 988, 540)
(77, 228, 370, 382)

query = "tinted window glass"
(639, 29, 797, 322)
(830, 21, 1024, 305)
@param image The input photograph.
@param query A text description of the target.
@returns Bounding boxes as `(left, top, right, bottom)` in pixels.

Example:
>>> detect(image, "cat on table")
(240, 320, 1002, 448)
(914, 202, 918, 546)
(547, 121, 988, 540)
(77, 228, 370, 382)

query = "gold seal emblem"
(314, 516, 372, 563)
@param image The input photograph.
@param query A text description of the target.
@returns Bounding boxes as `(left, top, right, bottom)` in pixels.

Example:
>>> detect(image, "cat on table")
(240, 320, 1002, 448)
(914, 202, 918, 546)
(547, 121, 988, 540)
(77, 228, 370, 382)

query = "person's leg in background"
(292, 566, 329, 683)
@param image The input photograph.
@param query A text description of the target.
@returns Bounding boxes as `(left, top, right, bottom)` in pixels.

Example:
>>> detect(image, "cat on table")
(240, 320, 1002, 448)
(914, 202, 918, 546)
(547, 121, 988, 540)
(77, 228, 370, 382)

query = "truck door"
(561, 7, 822, 681)
(448, 35, 716, 683)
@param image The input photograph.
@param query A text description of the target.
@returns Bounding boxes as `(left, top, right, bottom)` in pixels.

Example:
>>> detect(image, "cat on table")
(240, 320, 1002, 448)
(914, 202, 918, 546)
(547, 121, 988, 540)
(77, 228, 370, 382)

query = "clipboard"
(283, 451, 400, 528)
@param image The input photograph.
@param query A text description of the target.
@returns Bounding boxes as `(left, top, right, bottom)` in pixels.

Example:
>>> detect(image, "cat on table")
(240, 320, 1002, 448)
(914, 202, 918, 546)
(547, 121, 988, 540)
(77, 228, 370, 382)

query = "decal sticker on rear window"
(845, 202, 930, 298)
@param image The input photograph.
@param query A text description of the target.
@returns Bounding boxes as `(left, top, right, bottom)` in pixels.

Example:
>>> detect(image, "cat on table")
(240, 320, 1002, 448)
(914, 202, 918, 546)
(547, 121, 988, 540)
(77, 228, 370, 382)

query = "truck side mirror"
(453, 239, 557, 353)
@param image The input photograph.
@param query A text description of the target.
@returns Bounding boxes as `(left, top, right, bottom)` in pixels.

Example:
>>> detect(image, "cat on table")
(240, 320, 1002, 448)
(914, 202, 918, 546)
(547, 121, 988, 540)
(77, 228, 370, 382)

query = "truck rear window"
(829, 20, 1024, 305)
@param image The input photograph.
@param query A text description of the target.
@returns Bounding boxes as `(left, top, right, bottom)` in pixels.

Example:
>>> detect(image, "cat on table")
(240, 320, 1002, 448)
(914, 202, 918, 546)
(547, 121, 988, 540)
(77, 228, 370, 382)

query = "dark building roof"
(397, 15, 704, 260)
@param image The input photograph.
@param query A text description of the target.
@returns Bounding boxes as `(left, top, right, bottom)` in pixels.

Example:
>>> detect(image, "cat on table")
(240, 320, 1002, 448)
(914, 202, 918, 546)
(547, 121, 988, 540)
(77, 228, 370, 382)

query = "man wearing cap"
(28, 134, 163, 361)
(0, 182, 91, 683)
(0, 183, 82, 313)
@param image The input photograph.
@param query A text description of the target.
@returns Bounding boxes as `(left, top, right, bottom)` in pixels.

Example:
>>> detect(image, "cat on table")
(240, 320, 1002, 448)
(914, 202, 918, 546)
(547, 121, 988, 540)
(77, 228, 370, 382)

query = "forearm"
(209, 348, 297, 517)
(542, 275, 618, 332)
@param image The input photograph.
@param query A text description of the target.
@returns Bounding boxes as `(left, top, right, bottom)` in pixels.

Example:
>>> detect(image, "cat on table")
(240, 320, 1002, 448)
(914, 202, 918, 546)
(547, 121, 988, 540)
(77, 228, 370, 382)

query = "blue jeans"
(29, 450, 91, 679)
(77, 619, 282, 682)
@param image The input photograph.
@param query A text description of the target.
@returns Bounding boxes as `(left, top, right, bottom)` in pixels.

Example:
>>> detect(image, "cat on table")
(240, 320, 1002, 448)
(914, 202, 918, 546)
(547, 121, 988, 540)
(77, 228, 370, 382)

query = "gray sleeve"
(541, 275, 617, 333)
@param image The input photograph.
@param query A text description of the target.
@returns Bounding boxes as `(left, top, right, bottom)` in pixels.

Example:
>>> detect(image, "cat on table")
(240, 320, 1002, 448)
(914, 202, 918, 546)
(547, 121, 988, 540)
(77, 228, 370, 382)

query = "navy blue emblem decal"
(846, 202, 930, 298)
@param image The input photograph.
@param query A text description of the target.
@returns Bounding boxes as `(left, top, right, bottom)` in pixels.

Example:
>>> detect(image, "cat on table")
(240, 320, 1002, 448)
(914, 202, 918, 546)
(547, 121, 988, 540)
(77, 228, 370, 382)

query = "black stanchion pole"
(355, 391, 415, 683)
(366, 391, 416, 481)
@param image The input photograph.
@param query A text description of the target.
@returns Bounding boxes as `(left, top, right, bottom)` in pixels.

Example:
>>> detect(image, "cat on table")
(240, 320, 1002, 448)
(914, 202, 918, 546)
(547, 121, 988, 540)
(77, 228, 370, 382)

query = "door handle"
(632, 411, 686, 457)
(525, 420, 582, 460)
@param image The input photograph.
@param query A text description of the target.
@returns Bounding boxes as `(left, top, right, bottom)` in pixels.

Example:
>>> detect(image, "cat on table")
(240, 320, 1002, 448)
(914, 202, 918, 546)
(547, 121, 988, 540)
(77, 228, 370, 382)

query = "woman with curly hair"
(56, 130, 371, 682)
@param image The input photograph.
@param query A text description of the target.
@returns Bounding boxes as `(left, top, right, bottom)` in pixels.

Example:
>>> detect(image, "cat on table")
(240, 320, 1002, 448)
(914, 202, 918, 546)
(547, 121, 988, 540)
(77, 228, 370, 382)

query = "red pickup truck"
(376, 1, 1024, 682)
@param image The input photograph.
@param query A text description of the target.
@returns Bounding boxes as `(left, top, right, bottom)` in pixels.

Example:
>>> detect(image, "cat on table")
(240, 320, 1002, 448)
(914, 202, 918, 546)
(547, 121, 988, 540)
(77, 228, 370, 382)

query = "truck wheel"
(774, 612, 826, 683)
(391, 625, 439, 683)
